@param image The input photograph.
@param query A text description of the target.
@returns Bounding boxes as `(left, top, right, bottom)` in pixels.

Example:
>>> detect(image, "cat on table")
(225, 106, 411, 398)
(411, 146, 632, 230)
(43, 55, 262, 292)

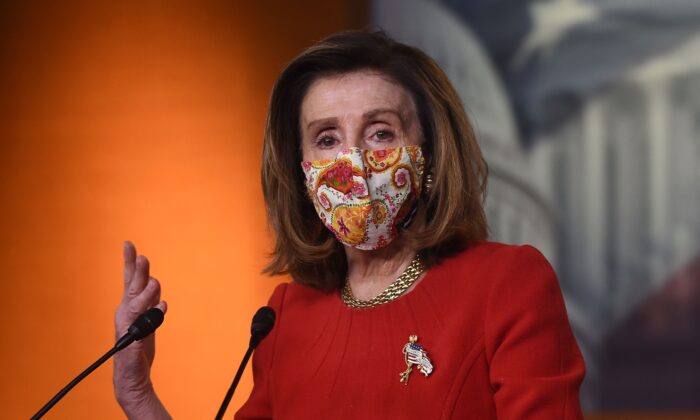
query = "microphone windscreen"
(128, 307, 165, 341)
(250, 306, 276, 344)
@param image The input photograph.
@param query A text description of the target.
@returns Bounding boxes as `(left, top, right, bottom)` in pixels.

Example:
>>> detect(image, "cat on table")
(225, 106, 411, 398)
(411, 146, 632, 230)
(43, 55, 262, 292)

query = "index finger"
(127, 255, 150, 300)
(123, 241, 137, 295)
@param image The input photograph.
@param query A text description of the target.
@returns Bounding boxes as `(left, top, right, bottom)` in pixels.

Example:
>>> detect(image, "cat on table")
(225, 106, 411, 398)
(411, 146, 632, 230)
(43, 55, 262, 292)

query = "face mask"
(301, 145, 425, 250)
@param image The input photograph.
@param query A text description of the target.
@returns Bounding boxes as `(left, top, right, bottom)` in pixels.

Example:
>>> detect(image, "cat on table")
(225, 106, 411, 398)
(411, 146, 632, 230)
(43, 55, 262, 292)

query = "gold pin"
(399, 335, 433, 385)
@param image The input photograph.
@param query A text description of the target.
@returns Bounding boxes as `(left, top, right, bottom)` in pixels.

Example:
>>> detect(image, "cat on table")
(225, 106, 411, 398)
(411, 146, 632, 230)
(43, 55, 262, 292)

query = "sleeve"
(234, 282, 288, 420)
(484, 245, 586, 420)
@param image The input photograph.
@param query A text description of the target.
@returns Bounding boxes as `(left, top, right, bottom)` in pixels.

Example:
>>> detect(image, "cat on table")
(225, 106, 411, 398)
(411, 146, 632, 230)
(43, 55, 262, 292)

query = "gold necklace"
(341, 254, 425, 308)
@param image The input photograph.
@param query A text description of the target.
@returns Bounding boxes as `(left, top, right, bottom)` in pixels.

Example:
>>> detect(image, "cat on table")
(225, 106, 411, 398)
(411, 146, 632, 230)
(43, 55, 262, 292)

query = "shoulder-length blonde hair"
(262, 30, 488, 291)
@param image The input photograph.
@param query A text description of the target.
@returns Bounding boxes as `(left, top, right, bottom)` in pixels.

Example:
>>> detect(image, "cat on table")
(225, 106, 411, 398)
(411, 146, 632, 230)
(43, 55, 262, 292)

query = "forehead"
(300, 70, 417, 124)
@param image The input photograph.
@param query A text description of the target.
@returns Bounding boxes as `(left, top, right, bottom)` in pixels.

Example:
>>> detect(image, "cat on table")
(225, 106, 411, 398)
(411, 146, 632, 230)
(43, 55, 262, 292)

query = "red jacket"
(236, 241, 585, 419)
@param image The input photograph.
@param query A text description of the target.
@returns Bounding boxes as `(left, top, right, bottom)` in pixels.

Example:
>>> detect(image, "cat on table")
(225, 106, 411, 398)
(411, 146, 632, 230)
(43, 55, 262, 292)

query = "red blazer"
(236, 241, 585, 419)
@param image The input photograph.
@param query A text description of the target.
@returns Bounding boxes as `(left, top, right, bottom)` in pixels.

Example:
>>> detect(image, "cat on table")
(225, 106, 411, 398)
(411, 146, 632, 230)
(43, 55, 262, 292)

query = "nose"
(345, 137, 362, 150)
(342, 121, 364, 150)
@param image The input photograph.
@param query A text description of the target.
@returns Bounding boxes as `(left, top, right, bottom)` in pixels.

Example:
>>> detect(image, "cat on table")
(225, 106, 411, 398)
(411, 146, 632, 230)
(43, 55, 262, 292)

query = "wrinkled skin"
(113, 241, 170, 419)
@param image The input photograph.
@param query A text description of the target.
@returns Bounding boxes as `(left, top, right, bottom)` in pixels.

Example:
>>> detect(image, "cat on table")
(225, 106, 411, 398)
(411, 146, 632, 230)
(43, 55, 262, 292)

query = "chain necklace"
(341, 254, 425, 308)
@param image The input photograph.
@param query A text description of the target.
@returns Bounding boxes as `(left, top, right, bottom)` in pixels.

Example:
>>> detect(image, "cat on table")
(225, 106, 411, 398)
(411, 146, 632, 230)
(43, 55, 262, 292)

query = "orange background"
(0, 1, 366, 418)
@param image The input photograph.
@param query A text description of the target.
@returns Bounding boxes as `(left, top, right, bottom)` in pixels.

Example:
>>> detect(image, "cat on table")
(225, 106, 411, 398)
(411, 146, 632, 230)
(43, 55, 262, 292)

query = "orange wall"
(0, 2, 366, 418)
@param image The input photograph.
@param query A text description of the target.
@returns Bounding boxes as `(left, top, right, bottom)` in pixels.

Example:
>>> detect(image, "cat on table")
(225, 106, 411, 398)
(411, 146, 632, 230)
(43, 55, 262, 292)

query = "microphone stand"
(214, 346, 254, 420)
(214, 306, 275, 420)
(31, 346, 120, 420)
(31, 308, 164, 419)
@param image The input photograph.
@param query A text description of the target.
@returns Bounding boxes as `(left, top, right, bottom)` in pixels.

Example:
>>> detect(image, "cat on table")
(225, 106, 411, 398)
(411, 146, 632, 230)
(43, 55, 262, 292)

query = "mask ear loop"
(400, 144, 431, 230)
(399, 204, 419, 229)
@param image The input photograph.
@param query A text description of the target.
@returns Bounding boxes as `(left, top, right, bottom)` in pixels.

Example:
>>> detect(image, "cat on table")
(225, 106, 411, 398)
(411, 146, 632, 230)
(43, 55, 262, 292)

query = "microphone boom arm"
(31, 346, 120, 420)
(31, 308, 165, 420)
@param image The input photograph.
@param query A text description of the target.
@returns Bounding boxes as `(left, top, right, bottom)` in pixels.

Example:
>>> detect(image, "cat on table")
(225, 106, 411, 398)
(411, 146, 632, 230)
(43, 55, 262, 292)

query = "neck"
(344, 239, 417, 301)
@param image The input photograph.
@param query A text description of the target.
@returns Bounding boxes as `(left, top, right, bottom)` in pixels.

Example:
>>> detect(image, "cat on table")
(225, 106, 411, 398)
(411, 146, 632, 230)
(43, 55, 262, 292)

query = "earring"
(423, 171, 434, 193)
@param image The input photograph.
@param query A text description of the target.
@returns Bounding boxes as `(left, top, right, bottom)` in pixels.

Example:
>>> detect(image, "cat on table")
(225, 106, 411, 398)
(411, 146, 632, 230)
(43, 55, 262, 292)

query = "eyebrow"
(362, 108, 404, 121)
(306, 117, 337, 132)
(305, 108, 406, 132)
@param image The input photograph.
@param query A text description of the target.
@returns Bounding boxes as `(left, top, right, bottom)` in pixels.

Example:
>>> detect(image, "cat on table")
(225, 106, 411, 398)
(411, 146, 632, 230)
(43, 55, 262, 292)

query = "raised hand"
(113, 241, 171, 419)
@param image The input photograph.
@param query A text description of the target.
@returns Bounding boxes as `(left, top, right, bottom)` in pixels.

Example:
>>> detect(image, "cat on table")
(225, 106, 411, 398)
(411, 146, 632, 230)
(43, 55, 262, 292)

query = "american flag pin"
(399, 335, 434, 385)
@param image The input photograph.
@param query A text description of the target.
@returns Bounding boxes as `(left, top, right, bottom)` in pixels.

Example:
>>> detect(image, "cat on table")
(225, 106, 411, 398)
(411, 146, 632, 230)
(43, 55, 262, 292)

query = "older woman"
(114, 31, 585, 419)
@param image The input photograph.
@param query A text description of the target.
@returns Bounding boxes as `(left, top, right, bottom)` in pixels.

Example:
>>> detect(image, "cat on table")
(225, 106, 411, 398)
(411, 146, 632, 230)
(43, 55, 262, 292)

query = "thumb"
(155, 301, 168, 315)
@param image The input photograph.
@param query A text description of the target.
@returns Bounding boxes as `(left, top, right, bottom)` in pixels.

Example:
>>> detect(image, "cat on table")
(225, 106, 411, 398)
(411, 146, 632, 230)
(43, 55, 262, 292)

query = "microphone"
(215, 306, 276, 420)
(31, 308, 165, 420)
(249, 306, 276, 348)
(115, 307, 165, 351)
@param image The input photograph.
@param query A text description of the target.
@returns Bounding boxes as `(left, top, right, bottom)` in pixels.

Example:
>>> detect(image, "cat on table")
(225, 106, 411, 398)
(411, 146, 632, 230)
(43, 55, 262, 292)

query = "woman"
(114, 31, 585, 419)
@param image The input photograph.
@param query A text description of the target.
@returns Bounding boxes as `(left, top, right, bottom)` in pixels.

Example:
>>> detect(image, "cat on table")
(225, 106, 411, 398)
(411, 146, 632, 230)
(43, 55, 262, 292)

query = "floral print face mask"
(301, 146, 425, 250)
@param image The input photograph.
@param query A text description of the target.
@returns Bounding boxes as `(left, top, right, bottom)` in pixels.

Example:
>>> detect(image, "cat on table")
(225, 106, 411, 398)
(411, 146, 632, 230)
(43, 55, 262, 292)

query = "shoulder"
(429, 240, 553, 282)
(265, 279, 337, 322)
(421, 241, 560, 315)
(267, 278, 335, 305)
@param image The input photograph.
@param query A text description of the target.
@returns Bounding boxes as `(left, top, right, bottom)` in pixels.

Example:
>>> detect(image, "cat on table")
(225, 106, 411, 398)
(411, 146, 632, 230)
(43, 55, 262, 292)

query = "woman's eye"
(373, 130, 395, 141)
(315, 136, 337, 148)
